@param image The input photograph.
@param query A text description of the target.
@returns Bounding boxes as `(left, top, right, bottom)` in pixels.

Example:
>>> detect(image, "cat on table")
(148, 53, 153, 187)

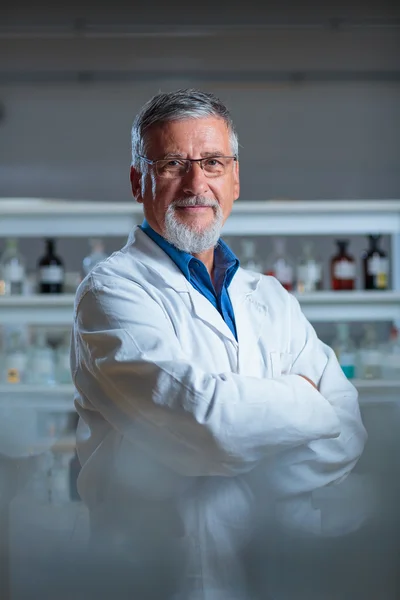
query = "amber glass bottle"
(330, 240, 356, 291)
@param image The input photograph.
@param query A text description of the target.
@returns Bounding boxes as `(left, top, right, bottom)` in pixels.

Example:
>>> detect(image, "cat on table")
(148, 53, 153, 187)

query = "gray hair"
(131, 88, 239, 169)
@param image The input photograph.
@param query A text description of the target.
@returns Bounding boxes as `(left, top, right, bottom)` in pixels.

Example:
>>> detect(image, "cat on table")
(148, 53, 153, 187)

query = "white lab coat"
(71, 227, 367, 599)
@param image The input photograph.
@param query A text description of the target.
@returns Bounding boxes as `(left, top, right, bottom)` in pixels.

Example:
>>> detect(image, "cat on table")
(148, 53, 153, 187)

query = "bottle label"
(360, 349, 381, 366)
(5, 352, 27, 383)
(31, 356, 54, 377)
(334, 260, 355, 280)
(40, 266, 64, 284)
(297, 263, 321, 284)
(275, 263, 293, 285)
(368, 256, 388, 276)
(4, 264, 25, 283)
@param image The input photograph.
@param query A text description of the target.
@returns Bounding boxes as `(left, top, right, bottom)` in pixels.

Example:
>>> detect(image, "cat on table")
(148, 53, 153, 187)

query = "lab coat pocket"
(270, 351, 294, 378)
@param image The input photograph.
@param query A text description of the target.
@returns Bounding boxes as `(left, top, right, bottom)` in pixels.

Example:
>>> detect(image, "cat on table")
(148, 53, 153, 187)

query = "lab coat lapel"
(184, 281, 237, 344)
(229, 270, 269, 374)
(131, 228, 238, 342)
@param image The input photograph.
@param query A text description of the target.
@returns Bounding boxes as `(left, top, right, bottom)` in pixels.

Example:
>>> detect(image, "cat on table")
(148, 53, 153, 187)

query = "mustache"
(172, 197, 218, 208)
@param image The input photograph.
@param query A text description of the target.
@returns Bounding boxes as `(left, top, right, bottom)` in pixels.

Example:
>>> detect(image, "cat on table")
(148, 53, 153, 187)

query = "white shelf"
(224, 200, 400, 236)
(0, 294, 75, 324)
(1, 291, 399, 324)
(355, 379, 400, 405)
(0, 198, 142, 237)
(0, 384, 75, 411)
(2, 198, 400, 237)
(293, 291, 400, 322)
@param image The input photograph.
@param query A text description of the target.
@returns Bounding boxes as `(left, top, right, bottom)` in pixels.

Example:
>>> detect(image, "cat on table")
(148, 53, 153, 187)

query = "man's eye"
(205, 158, 222, 167)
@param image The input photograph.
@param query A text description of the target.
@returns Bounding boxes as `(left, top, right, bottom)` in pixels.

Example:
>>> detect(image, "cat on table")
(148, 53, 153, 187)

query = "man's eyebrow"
(162, 151, 186, 158)
(200, 151, 226, 157)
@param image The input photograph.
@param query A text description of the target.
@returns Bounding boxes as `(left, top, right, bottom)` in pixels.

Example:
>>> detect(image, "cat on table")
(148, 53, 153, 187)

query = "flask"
(37, 238, 64, 294)
(361, 234, 389, 290)
(82, 238, 108, 278)
(330, 240, 356, 291)
(239, 238, 263, 272)
(265, 237, 294, 291)
(0, 238, 26, 295)
(331, 323, 356, 379)
(296, 241, 323, 293)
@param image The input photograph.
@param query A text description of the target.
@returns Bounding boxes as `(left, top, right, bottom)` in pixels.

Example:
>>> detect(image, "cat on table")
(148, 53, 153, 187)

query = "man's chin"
(175, 212, 216, 232)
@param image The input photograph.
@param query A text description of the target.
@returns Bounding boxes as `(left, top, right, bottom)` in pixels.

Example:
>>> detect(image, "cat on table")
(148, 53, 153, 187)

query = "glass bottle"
(3, 329, 28, 384)
(55, 331, 72, 384)
(361, 234, 389, 291)
(239, 238, 263, 272)
(357, 324, 381, 380)
(27, 329, 56, 385)
(331, 323, 356, 379)
(49, 452, 73, 504)
(37, 238, 64, 294)
(0, 238, 26, 295)
(330, 239, 356, 291)
(82, 238, 108, 278)
(380, 325, 400, 380)
(295, 241, 323, 293)
(265, 237, 294, 291)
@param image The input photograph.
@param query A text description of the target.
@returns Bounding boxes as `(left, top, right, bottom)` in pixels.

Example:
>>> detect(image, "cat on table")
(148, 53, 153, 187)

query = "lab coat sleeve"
(262, 292, 368, 499)
(72, 275, 342, 477)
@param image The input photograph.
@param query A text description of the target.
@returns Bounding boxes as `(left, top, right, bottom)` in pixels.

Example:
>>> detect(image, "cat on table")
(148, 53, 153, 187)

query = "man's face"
(130, 117, 240, 249)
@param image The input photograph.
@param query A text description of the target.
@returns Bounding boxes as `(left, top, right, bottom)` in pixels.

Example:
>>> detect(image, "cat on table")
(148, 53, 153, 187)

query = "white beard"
(163, 196, 223, 254)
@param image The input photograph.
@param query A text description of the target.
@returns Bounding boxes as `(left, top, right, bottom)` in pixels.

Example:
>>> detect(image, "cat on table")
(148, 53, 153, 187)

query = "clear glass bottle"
(49, 452, 73, 504)
(330, 240, 356, 291)
(265, 237, 294, 291)
(332, 323, 356, 379)
(82, 238, 108, 278)
(239, 238, 263, 272)
(27, 329, 56, 385)
(0, 238, 26, 295)
(361, 234, 389, 291)
(380, 325, 400, 380)
(37, 238, 64, 294)
(55, 331, 72, 384)
(3, 329, 28, 384)
(296, 241, 323, 293)
(357, 324, 382, 380)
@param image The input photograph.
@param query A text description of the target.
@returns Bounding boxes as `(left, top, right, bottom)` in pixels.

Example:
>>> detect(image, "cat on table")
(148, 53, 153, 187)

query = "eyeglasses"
(138, 155, 237, 179)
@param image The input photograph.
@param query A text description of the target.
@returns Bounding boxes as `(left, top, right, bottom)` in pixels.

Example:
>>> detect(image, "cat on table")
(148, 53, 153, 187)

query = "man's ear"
(233, 159, 240, 201)
(130, 166, 143, 203)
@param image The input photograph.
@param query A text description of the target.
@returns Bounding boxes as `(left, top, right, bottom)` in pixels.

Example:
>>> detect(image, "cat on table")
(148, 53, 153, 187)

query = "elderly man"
(71, 89, 367, 599)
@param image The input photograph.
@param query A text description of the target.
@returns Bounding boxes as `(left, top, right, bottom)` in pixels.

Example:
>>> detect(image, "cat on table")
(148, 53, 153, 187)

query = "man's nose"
(181, 162, 209, 196)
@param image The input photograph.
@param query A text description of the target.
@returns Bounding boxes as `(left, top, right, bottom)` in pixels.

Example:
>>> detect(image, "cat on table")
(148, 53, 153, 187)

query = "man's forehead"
(145, 117, 231, 153)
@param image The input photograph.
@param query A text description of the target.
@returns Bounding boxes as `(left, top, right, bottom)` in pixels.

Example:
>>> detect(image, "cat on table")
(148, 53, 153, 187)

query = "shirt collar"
(140, 219, 239, 285)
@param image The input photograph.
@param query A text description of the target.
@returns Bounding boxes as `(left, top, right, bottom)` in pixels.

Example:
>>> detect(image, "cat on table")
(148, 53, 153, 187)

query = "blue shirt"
(140, 220, 239, 340)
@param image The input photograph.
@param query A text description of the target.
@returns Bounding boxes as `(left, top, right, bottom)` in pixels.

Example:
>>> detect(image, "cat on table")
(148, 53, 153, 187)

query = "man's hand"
(299, 374, 318, 390)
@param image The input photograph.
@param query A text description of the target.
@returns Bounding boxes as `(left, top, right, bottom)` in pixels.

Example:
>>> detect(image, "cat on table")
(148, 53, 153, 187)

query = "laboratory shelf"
(1, 290, 400, 324)
(2, 198, 400, 237)
(293, 290, 400, 322)
(0, 198, 141, 237)
(224, 200, 400, 236)
(0, 294, 75, 324)
(0, 384, 75, 411)
(355, 379, 400, 405)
